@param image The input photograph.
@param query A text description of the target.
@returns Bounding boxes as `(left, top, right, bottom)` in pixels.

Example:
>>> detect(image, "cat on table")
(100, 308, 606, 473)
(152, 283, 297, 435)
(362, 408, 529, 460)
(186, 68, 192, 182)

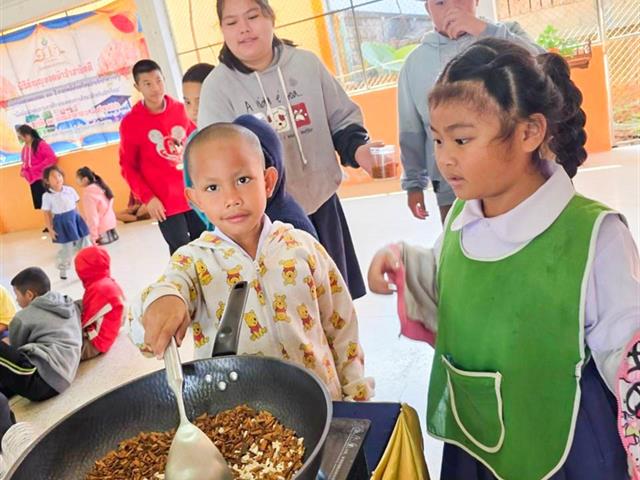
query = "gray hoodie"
(398, 21, 544, 197)
(198, 45, 364, 214)
(9, 291, 82, 393)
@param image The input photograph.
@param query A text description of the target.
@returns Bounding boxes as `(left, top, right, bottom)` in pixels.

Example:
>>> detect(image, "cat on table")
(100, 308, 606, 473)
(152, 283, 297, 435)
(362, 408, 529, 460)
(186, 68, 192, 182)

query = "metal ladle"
(164, 337, 232, 480)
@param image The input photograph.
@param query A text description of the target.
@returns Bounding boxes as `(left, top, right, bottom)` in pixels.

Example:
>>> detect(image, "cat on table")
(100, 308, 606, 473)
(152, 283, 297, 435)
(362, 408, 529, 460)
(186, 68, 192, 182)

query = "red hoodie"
(119, 95, 195, 217)
(75, 247, 125, 353)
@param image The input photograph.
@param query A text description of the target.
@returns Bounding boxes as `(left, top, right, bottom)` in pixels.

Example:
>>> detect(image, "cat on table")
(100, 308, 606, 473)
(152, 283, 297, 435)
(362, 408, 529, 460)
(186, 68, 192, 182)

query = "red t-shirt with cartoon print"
(119, 95, 196, 216)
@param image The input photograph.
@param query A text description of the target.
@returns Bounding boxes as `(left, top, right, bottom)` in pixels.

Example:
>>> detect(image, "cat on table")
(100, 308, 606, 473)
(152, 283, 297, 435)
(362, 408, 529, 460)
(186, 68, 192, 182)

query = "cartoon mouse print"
(148, 125, 187, 166)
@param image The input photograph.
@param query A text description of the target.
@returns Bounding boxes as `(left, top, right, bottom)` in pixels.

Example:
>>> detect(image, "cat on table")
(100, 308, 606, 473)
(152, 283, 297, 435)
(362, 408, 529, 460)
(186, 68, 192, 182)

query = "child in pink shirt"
(76, 167, 118, 245)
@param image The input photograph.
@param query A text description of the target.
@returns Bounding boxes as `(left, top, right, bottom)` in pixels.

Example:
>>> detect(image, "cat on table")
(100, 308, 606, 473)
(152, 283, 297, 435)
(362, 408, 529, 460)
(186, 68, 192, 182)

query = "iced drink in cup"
(370, 145, 399, 179)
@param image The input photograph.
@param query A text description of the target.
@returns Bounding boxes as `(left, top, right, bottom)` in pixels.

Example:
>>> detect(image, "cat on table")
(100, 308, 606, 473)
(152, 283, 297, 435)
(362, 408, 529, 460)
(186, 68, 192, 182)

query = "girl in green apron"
(369, 38, 635, 480)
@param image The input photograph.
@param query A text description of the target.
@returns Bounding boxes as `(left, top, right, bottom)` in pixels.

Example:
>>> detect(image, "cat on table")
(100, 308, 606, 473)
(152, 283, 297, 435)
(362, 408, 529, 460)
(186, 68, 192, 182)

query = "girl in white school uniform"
(369, 38, 637, 480)
(42, 166, 91, 280)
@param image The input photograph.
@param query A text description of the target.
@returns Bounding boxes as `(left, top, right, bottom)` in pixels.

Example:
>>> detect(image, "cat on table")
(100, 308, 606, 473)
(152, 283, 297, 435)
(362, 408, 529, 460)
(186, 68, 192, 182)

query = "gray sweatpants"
(56, 236, 91, 277)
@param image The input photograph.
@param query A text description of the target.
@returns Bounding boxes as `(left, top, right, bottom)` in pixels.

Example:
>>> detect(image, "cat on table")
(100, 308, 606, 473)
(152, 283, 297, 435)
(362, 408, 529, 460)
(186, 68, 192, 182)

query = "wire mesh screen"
(164, 0, 431, 94)
(603, 0, 639, 143)
(498, 0, 639, 144)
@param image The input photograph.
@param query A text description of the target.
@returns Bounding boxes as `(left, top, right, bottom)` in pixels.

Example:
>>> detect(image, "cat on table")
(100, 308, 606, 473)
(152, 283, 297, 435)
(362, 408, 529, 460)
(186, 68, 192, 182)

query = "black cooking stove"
(318, 418, 370, 480)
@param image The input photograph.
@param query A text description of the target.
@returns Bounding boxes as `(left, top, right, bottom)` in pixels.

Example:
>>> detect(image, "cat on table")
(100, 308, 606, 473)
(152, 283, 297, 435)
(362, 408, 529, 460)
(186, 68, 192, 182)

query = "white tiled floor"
(0, 145, 638, 478)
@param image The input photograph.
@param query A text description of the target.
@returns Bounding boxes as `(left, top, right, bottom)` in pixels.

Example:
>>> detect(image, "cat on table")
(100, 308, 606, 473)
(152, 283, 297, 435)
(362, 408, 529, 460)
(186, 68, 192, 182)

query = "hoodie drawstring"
(254, 69, 308, 166)
(276, 67, 307, 165)
(254, 72, 275, 124)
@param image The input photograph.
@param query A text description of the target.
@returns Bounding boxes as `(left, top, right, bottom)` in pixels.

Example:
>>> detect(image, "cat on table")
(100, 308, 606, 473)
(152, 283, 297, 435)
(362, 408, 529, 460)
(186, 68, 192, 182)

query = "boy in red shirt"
(75, 246, 125, 360)
(119, 59, 205, 254)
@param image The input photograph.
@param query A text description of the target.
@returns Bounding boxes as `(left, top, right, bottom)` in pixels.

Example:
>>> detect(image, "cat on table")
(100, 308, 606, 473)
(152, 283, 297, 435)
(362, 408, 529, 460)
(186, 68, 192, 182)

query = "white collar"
(450, 163, 575, 243)
(214, 215, 273, 258)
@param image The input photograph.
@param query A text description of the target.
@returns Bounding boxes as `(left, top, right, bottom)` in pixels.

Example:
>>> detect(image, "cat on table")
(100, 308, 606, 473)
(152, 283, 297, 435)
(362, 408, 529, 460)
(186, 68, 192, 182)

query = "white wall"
(478, 0, 499, 22)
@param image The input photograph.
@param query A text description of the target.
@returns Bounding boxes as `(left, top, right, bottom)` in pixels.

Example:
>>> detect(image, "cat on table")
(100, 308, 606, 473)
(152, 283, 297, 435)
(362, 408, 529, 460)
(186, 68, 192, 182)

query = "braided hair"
(429, 38, 587, 178)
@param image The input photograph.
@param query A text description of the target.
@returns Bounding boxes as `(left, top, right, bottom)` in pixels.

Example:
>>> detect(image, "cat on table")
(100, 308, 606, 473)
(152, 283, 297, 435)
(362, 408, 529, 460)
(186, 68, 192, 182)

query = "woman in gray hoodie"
(198, 0, 381, 300)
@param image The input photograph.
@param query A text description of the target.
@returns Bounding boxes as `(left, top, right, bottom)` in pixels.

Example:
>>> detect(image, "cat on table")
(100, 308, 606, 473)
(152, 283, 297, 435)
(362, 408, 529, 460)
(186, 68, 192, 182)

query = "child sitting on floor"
(131, 123, 374, 401)
(75, 247, 126, 361)
(0, 286, 16, 340)
(1, 268, 81, 401)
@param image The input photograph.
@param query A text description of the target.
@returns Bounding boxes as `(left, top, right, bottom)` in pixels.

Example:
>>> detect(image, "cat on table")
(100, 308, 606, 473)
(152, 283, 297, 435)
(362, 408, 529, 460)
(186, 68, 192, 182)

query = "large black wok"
(7, 282, 332, 479)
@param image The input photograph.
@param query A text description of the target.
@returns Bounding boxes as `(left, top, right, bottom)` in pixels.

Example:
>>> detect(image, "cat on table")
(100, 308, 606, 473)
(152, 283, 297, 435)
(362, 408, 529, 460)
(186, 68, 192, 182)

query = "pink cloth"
(617, 331, 640, 480)
(20, 141, 57, 184)
(80, 184, 117, 242)
(387, 244, 436, 346)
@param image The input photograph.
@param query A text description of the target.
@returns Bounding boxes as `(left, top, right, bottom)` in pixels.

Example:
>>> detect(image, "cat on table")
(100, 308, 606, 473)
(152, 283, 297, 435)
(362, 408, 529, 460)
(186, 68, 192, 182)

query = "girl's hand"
(355, 141, 385, 177)
(50, 228, 57, 241)
(142, 295, 190, 358)
(368, 245, 403, 294)
(146, 197, 166, 222)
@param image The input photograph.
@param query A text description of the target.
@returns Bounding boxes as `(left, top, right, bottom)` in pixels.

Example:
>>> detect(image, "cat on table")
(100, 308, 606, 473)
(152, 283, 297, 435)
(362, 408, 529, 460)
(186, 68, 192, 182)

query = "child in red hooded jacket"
(74, 247, 125, 360)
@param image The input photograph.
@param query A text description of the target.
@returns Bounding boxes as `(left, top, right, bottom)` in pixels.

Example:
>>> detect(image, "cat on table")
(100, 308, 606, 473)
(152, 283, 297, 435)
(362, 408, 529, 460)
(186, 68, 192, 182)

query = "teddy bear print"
(346, 342, 359, 362)
(303, 276, 317, 299)
(195, 259, 213, 286)
(281, 231, 301, 250)
(329, 270, 343, 294)
(296, 304, 315, 331)
(330, 311, 346, 330)
(216, 301, 225, 322)
(222, 248, 236, 259)
(307, 254, 317, 276)
(314, 242, 329, 260)
(147, 125, 187, 166)
(303, 275, 326, 299)
(353, 383, 368, 401)
(279, 258, 297, 286)
(251, 279, 266, 305)
(192, 322, 210, 348)
(300, 343, 316, 369)
(202, 233, 223, 245)
(244, 310, 267, 341)
(258, 255, 268, 276)
(226, 265, 243, 287)
(323, 355, 335, 382)
(170, 254, 193, 271)
(273, 294, 291, 323)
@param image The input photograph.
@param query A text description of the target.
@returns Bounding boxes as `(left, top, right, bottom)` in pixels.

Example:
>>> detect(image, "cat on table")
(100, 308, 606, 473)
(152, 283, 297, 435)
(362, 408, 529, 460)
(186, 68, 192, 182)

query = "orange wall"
(571, 45, 611, 153)
(340, 44, 612, 197)
(0, 144, 131, 234)
(0, 46, 612, 233)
